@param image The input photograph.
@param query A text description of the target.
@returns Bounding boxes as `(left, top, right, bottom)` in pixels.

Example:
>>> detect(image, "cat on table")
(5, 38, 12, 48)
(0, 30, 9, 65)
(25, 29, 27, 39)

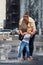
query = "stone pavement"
(0, 35, 43, 65)
(0, 56, 43, 65)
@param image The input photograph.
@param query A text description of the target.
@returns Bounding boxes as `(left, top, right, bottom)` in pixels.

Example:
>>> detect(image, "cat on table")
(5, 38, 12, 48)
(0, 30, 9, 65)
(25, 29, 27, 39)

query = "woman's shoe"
(30, 56, 33, 60)
(28, 58, 31, 61)
(18, 58, 24, 61)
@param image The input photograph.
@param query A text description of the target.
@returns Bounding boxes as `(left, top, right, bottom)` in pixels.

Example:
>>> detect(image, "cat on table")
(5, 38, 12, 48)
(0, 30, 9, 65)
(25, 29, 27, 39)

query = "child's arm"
(27, 28, 33, 36)
(27, 28, 31, 34)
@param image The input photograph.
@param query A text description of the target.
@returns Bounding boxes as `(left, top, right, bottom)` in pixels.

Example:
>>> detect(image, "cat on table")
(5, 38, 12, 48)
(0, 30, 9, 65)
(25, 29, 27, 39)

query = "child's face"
(27, 27, 32, 31)
(27, 26, 33, 32)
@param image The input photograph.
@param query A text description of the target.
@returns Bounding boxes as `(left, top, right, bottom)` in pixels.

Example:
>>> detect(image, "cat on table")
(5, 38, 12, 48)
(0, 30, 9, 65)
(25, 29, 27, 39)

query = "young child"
(18, 17, 33, 61)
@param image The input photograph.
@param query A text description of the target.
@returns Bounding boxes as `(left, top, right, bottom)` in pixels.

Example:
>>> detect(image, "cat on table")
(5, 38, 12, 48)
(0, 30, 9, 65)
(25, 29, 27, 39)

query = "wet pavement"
(0, 56, 43, 65)
(0, 38, 43, 65)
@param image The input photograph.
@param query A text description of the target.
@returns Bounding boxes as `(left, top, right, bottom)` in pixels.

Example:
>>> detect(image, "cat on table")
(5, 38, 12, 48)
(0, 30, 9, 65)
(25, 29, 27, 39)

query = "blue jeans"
(18, 41, 30, 58)
(23, 34, 35, 57)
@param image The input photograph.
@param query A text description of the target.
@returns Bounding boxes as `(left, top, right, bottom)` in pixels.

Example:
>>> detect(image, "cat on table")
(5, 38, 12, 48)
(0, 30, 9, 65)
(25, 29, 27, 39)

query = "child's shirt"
(22, 34, 31, 43)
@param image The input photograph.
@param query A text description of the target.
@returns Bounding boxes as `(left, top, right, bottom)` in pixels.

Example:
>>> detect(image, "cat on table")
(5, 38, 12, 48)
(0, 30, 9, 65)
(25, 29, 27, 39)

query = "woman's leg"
(29, 34, 35, 59)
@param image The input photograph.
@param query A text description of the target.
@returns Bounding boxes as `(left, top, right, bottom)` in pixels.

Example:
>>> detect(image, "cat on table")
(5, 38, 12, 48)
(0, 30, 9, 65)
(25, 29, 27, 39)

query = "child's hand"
(27, 31, 33, 36)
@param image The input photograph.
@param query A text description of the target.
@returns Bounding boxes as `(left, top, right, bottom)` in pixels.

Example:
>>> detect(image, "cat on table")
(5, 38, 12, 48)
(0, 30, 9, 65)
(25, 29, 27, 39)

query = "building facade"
(0, 0, 43, 34)
(4, 0, 20, 29)
(0, 0, 6, 29)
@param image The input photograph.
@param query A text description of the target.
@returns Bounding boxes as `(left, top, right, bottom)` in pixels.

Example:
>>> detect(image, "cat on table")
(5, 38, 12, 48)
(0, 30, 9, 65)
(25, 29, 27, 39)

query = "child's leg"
(18, 41, 25, 58)
(26, 43, 30, 58)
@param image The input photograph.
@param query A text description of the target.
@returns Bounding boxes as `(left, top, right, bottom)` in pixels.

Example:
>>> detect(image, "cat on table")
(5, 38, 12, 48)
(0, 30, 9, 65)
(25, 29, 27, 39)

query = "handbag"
(19, 34, 24, 41)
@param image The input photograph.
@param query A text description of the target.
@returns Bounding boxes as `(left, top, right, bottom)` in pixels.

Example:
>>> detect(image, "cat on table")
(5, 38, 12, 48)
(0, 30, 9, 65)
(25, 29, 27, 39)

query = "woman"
(19, 12, 36, 60)
(18, 17, 33, 61)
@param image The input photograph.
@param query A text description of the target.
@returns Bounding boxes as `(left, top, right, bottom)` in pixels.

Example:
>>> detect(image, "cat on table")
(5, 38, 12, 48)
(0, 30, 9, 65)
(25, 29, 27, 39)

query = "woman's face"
(23, 15, 29, 21)
(23, 15, 29, 23)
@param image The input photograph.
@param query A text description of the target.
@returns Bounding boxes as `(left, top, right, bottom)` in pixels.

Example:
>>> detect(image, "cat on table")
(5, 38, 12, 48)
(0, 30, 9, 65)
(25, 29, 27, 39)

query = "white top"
(22, 34, 31, 43)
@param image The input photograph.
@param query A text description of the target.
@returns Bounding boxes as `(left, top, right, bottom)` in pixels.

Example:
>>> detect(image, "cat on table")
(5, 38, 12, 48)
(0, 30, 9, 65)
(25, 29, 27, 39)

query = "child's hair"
(19, 19, 28, 33)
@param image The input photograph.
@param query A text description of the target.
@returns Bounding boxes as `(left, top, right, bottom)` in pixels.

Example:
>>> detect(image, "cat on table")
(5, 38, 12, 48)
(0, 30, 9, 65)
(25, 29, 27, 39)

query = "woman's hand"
(23, 32, 27, 35)
(27, 31, 33, 36)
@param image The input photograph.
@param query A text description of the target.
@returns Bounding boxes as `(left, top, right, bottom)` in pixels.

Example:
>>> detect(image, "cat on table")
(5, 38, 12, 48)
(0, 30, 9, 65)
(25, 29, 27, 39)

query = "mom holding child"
(18, 12, 36, 61)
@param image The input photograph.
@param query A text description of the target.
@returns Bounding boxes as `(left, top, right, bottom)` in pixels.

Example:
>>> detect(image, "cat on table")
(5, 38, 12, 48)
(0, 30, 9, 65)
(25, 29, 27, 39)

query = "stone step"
(12, 35, 43, 42)
(0, 34, 43, 42)
(41, 28, 43, 35)
(34, 35, 43, 42)
(0, 38, 43, 60)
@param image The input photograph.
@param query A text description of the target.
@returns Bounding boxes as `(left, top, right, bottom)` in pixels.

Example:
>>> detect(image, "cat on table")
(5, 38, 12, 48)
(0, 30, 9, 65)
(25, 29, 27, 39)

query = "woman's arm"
(19, 30, 28, 36)
(19, 30, 24, 36)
